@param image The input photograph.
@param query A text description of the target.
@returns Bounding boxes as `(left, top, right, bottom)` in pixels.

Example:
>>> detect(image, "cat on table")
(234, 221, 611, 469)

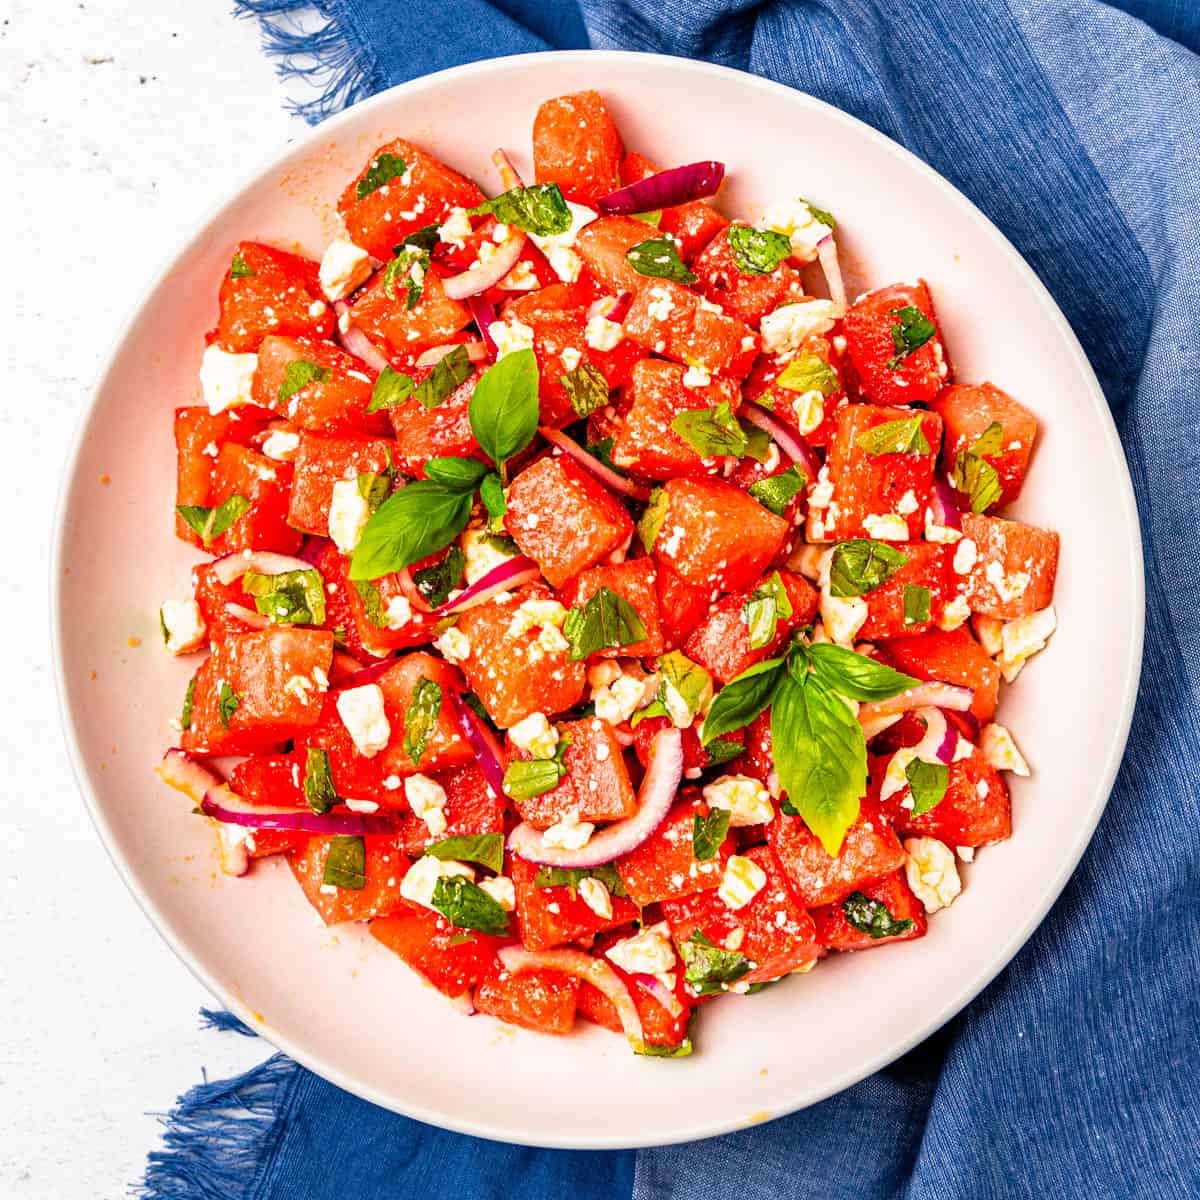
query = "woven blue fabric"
(141, 2, 1200, 1196)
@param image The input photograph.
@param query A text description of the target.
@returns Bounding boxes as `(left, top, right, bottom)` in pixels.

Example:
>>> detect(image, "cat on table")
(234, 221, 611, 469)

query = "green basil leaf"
(381, 247, 427, 308)
(356, 152, 406, 200)
(748, 466, 807, 516)
(278, 360, 331, 406)
(631, 209, 662, 226)
(842, 890, 913, 939)
(366, 365, 416, 413)
(468, 348, 540, 471)
(563, 587, 647, 661)
(705, 735, 745, 767)
(806, 643, 919, 702)
(423, 456, 489, 491)
(303, 747, 338, 814)
(534, 864, 628, 897)
(885, 305, 936, 370)
(230, 251, 255, 279)
(637, 486, 668, 553)
(430, 875, 510, 936)
(906, 758, 950, 817)
(671, 401, 748, 458)
(242, 567, 326, 626)
(352, 578, 387, 628)
(775, 352, 839, 397)
(680, 931, 751, 996)
(180, 675, 197, 731)
(412, 545, 466, 607)
(970, 421, 1004, 456)
(356, 470, 391, 514)
(692, 809, 731, 860)
(560, 361, 610, 419)
(415, 345, 473, 410)
(446, 930, 476, 946)
(467, 183, 572, 236)
(217, 682, 241, 729)
(424, 833, 504, 874)
(479, 473, 507, 522)
(399, 223, 441, 253)
(404, 676, 443, 767)
(503, 755, 569, 800)
(322, 835, 366, 889)
(829, 539, 909, 597)
(802, 199, 836, 229)
(903, 584, 931, 627)
(772, 673, 865, 857)
(854, 416, 931, 457)
(740, 420, 772, 464)
(176, 494, 252, 547)
(629, 698, 670, 728)
(626, 237, 698, 284)
(349, 481, 473, 580)
(700, 658, 784, 744)
(951, 450, 1003, 514)
(633, 1038, 694, 1058)
(586, 436, 620, 472)
(726, 225, 793, 275)
(744, 571, 794, 651)
(659, 651, 713, 724)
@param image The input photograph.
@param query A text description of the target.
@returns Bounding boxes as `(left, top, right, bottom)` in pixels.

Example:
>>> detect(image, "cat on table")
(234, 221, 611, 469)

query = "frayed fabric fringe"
(233, 0, 379, 124)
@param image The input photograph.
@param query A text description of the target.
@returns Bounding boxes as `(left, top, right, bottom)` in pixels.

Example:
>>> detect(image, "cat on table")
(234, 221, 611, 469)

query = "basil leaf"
(352, 578, 387, 628)
(366, 365, 416, 413)
(631, 209, 662, 226)
(503, 756, 568, 800)
(951, 450, 1003, 514)
(356, 470, 391, 514)
(586, 436, 620, 472)
(304, 748, 338, 814)
(885, 305, 936, 370)
(415, 345, 473, 410)
(776, 353, 838, 397)
(412, 545, 466, 607)
(700, 658, 784, 744)
(906, 758, 950, 817)
(806, 643, 919, 702)
(322, 835, 366, 889)
(633, 1038, 694, 1058)
(740, 421, 772, 464)
(803, 199, 836, 229)
(680, 931, 751, 996)
(659, 651, 713, 724)
(468, 348, 540, 471)
(356, 152, 406, 200)
(423, 456, 489, 491)
(692, 809, 731, 860)
(349, 481, 473, 580)
(744, 572, 793, 651)
(467, 183, 572, 236)
(748, 466, 807, 516)
(563, 587, 647, 661)
(727, 225, 792, 275)
(399, 223, 441, 253)
(971, 421, 1004, 456)
(705, 736, 744, 767)
(479, 473, 507, 522)
(404, 676, 443, 766)
(217, 682, 241, 729)
(842, 890, 913, 939)
(278, 360, 331, 405)
(560, 361, 610, 419)
(671, 401, 748, 459)
(534, 864, 628, 897)
(180, 675, 197, 731)
(629, 698, 669, 728)
(230, 252, 255, 279)
(829, 539, 909, 597)
(626, 237, 698, 285)
(381, 247, 427, 308)
(176, 494, 252, 547)
(424, 833, 504, 874)
(637, 486, 668, 552)
(773, 672, 865, 857)
(447, 931, 476, 946)
(854, 416, 931, 456)
(903, 584, 931, 627)
(242, 567, 326, 626)
(430, 875, 510, 936)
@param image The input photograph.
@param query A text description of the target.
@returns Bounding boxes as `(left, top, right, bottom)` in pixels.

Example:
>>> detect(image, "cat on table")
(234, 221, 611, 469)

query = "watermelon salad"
(155, 90, 1059, 1056)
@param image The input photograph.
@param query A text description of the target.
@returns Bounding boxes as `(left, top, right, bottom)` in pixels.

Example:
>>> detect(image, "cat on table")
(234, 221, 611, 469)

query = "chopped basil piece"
(906, 758, 950, 816)
(503, 755, 569, 800)
(349, 480, 474, 580)
(176, 494, 252, 547)
(479, 472, 507, 522)
(462, 692, 492, 724)
(842, 890, 913, 939)
(447, 931, 476, 947)
(658, 650, 713, 722)
(356, 152, 407, 200)
(404, 676, 443, 767)
(180, 675, 197, 731)
(680, 931, 751, 996)
(637, 486, 668, 553)
(951, 450, 1003, 513)
(829, 539, 909, 597)
(629, 698, 669, 728)
(278, 360, 331, 406)
(366, 365, 416, 413)
(430, 875, 510, 936)
(744, 571, 793, 651)
(903, 584, 932, 627)
(411, 545, 466, 607)
(626, 237, 698, 285)
(467, 183, 572, 236)
(303, 748, 338, 814)
(633, 1038, 693, 1058)
(415, 344, 474, 410)
(775, 352, 838, 397)
(400, 223, 441, 253)
(803, 198, 836, 229)
(705, 736, 744, 767)
(468, 348, 540, 472)
(357, 470, 391, 514)
(533, 864, 627, 897)
(671, 401, 748, 458)
(322, 835, 366, 890)
(854, 416, 931, 456)
(217, 682, 241, 729)
(692, 808, 731, 860)
(351, 578, 387, 628)
(748, 466, 807, 516)
(563, 587, 647, 661)
(726, 225, 792, 275)
(885, 305, 936, 370)
(560, 361, 610, 419)
(424, 833, 504, 874)
(381, 247, 427, 309)
(971, 421, 1004, 456)
(242, 567, 326, 626)
(230, 252, 255, 279)
(740, 420, 772, 464)
(586, 436, 621, 472)
(631, 209, 662, 226)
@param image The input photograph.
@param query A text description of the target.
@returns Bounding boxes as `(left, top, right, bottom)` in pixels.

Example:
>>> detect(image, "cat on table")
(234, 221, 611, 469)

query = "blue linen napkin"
(141, 2, 1200, 1196)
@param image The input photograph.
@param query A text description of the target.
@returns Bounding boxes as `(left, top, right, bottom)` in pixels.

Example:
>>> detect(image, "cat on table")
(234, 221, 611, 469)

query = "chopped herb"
(906, 758, 950, 816)
(726, 225, 792, 275)
(381, 246, 427, 309)
(748, 466, 807, 516)
(842, 890, 913, 939)
(479, 472, 507, 523)
(303, 748, 338, 814)
(322, 835, 366, 890)
(885, 305, 936, 370)
(775, 352, 838, 397)
(705, 736, 745, 767)
(744, 571, 793, 651)
(671, 401, 748, 458)
(802, 199, 836, 229)
(404, 676, 443, 766)
(633, 1038, 693, 1058)
(586, 436, 620, 472)
(399, 223, 441, 253)
(971, 421, 1004, 456)
(626, 237, 698, 285)
(180, 676, 197, 731)
(503, 739, 570, 800)
(560, 361, 610, 419)
(692, 809, 731, 860)
(176, 494, 252, 547)
(680, 931, 751, 996)
(739, 420, 772, 463)
(352, 578, 387, 628)
(217, 683, 241, 729)
(230, 252, 255, 279)
(658, 651, 713, 724)
(631, 209, 663, 226)
(411, 545, 466, 607)
(357, 470, 391, 513)
(415, 344, 473, 410)
(356, 152, 406, 200)
(446, 931, 476, 947)
(903, 584, 931, 627)
(854, 416, 931, 457)
(366, 365, 416, 413)
(637, 487, 668, 553)
(467, 183, 572, 236)
(829, 539, 909, 597)
(278, 360, 331, 406)
(242, 567, 326, 626)
(562, 587, 647, 661)
(534, 864, 628, 897)
(424, 833, 504, 874)
(430, 875, 510, 936)
(951, 450, 1003, 513)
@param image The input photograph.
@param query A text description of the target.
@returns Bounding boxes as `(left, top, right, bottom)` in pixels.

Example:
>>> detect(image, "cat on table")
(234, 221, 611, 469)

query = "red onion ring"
(333, 300, 391, 372)
(930, 476, 964, 532)
(433, 556, 541, 617)
(156, 749, 223, 804)
(540, 426, 652, 502)
(859, 682, 974, 731)
(338, 657, 399, 688)
(201, 783, 402, 835)
(212, 550, 316, 586)
(817, 235, 847, 310)
(633, 974, 684, 1019)
(607, 291, 634, 323)
(740, 401, 821, 479)
(223, 601, 271, 630)
(442, 232, 526, 300)
(467, 295, 500, 358)
(934, 721, 960, 765)
(942, 706, 980, 742)
(454, 694, 508, 799)
(597, 161, 725, 215)
(415, 340, 490, 369)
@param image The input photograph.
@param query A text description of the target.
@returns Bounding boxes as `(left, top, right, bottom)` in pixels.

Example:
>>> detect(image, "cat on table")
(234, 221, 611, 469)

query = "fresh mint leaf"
(304, 748, 338, 814)
(468, 348, 540, 472)
(951, 450, 1003, 514)
(322, 835, 366, 889)
(412, 545, 466, 607)
(357, 470, 391, 514)
(349, 481, 473, 580)
(176, 494, 252, 547)
(671, 401, 748, 459)
(842, 890, 913, 939)
(829, 539, 908, 597)
(680, 931, 751, 996)
(906, 758, 950, 816)
(748, 466, 807, 516)
(700, 658, 784, 744)
(424, 833, 504, 874)
(415, 345, 473, 410)
(217, 682, 241, 729)
(903, 584, 931, 627)
(586, 436, 620, 472)
(278, 360, 331, 406)
(705, 736, 745, 767)
(692, 809, 731, 860)
(230, 252, 255, 279)
(971, 421, 1004, 456)
(776, 352, 838, 397)
(563, 587, 647, 661)
(423, 456, 489, 491)
(744, 571, 793, 651)
(534, 864, 627, 897)
(560, 361, 610, 419)
(366, 365, 416, 413)
(356, 152, 406, 200)
(479, 473, 507, 522)
(854, 416, 931, 457)
(180, 675, 196, 731)
(242, 567, 326, 626)
(637, 486, 668, 552)
(632, 209, 663, 226)
(467, 183, 572, 236)
(626, 238, 698, 285)
(885, 305, 936, 370)
(806, 643, 919, 702)
(727, 225, 792, 275)
(404, 676, 443, 766)
(430, 875, 510, 936)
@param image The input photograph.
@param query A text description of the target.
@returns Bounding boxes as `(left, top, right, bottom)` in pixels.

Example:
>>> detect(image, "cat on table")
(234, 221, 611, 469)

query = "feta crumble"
(904, 837, 962, 913)
(335, 684, 391, 758)
(159, 599, 207, 655)
(718, 855, 768, 910)
(318, 237, 373, 301)
(199, 346, 258, 415)
(328, 478, 371, 555)
(703, 774, 774, 826)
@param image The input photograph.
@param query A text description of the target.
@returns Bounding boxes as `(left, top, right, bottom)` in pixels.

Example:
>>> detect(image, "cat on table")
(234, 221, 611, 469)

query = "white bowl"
(52, 50, 1143, 1148)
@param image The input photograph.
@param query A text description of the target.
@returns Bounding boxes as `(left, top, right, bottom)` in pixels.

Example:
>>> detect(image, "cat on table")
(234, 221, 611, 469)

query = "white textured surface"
(2, 3, 303, 1196)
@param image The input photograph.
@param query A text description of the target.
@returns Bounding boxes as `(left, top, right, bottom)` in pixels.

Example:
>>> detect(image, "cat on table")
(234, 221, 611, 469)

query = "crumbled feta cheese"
(507, 597, 568, 639)
(283, 674, 318, 704)
(578, 876, 613, 919)
(953, 538, 978, 574)
(904, 837, 962, 913)
(718, 854, 768, 910)
(646, 287, 676, 323)
(335, 684, 391, 757)
(896, 489, 919, 516)
(159, 599, 207, 655)
(318, 237, 373, 301)
(940, 595, 971, 631)
(438, 207, 473, 250)
(585, 313, 625, 351)
(542, 811, 594, 851)
(980, 722, 1031, 775)
(498, 259, 539, 291)
(560, 346, 583, 372)
(308, 300, 328, 320)
(261, 429, 300, 461)
(682, 363, 712, 388)
(488, 318, 536, 360)
(478, 875, 516, 911)
(997, 605, 1056, 681)
(605, 922, 675, 976)
(759, 300, 839, 355)
(924, 507, 962, 544)
(702, 774, 774, 826)
(820, 591, 868, 647)
(460, 526, 518, 585)
(509, 711, 559, 760)
(400, 855, 474, 910)
(791, 389, 825, 436)
(808, 467, 834, 509)
(529, 201, 596, 282)
(199, 346, 258, 415)
(434, 626, 471, 662)
(594, 674, 647, 725)
(536, 624, 569, 654)
(343, 797, 379, 813)
(986, 561, 1031, 607)
(328, 478, 370, 555)
(758, 197, 835, 261)
(384, 595, 412, 630)
(863, 513, 910, 541)
(957, 845, 975, 862)
(587, 660, 622, 690)
(406, 773, 449, 837)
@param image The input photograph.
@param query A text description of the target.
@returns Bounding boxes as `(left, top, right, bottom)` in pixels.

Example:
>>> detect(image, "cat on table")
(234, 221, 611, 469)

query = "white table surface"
(3, 3, 318, 1195)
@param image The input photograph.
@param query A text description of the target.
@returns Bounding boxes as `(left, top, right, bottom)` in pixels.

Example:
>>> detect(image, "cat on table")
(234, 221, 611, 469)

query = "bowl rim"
(50, 48, 1145, 1149)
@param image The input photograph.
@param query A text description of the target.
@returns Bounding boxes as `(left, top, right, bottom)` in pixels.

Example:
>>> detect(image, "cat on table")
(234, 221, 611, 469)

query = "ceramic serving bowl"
(52, 50, 1143, 1148)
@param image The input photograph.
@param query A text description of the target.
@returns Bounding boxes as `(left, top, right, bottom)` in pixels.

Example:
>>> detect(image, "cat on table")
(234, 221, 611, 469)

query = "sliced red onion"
(339, 657, 399, 688)
(298, 535, 332, 567)
(212, 550, 315, 586)
(156, 748, 223, 804)
(333, 301, 391, 372)
(468, 296, 500, 358)
(930, 476, 964, 532)
(607, 291, 634, 323)
(597, 161, 725, 215)
(858, 682, 974, 729)
(223, 601, 271, 630)
(491, 148, 525, 190)
(415, 340, 490, 369)
(454, 694, 508, 799)
(395, 566, 433, 615)
(817, 235, 847, 311)
(632, 974, 684, 1019)
(508, 727, 682, 868)
(442, 232, 526, 300)
(540, 426, 652, 502)
(740, 401, 821, 479)
(942, 706, 980, 742)
(201, 783, 401, 835)
(498, 945, 645, 1048)
(434, 556, 541, 617)
(934, 720, 960, 765)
